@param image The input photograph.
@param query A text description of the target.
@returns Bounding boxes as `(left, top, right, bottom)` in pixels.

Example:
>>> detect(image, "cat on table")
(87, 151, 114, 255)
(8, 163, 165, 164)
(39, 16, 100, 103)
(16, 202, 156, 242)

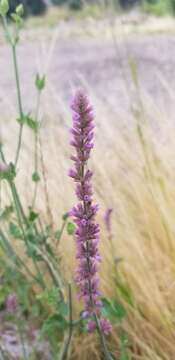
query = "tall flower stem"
(69, 91, 113, 360)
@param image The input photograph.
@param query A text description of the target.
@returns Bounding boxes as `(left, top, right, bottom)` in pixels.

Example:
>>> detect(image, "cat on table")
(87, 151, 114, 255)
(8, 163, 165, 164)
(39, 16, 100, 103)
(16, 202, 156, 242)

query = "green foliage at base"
(143, 0, 175, 16)
(69, 0, 83, 10)
(8, 0, 47, 17)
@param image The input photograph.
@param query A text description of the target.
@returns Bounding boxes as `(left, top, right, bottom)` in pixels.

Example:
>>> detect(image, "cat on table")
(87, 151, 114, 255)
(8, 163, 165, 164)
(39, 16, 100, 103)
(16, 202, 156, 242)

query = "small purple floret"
(69, 90, 112, 334)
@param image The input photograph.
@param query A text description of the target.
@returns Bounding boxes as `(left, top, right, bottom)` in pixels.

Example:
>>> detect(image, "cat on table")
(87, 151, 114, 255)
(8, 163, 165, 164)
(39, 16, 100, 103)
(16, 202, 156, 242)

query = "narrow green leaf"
(66, 222, 75, 235)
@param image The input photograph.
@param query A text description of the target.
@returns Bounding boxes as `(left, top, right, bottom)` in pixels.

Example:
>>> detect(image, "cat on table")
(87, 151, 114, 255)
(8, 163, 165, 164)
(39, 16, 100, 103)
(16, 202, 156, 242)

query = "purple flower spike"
(69, 91, 112, 335)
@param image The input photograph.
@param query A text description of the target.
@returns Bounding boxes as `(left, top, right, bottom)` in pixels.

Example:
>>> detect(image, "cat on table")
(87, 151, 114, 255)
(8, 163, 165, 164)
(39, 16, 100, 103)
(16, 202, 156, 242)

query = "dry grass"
(2, 78, 175, 359)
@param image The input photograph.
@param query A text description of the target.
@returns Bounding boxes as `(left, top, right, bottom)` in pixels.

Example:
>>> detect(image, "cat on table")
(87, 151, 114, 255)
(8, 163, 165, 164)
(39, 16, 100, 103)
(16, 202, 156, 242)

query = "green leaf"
(28, 210, 38, 222)
(37, 287, 59, 308)
(120, 333, 130, 360)
(0, 0, 9, 16)
(62, 212, 69, 221)
(26, 243, 42, 261)
(42, 313, 68, 336)
(26, 116, 38, 132)
(66, 222, 75, 235)
(0, 205, 13, 221)
(17, 114, 26, 125)
(11, 12, 23, 26)
(9, 222, 23, 239)
(32, 171, 40, 182)
(35, 74, 46, 91)
(120, 349, 130, 360)
(59, 302, 69, 316)
(17, 114, 38, 132)
(101, 297, 126, 322)
(55, 230, 61, 241)
(0, 163, 16, 181)
(16, 4, 24, 16)
(116, 281, 133, 307)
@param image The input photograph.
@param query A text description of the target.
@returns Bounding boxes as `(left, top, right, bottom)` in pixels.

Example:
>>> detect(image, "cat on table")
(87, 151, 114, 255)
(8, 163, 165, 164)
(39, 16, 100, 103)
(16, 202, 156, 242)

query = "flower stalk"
(69, 91, 113, 359)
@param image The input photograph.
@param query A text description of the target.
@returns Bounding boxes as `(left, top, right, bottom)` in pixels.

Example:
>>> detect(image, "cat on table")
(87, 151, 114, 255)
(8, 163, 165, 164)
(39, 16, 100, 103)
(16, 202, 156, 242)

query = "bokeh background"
(1, 1, 175, 359)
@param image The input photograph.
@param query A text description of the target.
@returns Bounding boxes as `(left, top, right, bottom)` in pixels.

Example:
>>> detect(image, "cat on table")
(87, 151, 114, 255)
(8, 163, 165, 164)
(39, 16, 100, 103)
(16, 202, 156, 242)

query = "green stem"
(0, 228, 43, 285)
(56, 218, 67, 247)
(59, 284, 73, 360)
(8, 181, 46, 289)
(32, 90, 41, 208)
(94, 313, 113, 360)
(16, 316, 28, 360)
(2, 16, 24, 167)
(12, 43, 24, 167)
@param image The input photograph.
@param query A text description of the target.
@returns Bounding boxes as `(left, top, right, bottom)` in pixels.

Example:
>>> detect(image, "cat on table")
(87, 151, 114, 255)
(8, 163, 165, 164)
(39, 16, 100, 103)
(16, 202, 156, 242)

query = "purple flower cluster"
(69, 90, 112, 335)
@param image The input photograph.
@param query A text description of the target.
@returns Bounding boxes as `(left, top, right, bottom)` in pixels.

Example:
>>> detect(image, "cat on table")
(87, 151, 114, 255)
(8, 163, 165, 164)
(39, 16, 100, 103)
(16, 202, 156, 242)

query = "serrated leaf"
(67, 222, 75, 235)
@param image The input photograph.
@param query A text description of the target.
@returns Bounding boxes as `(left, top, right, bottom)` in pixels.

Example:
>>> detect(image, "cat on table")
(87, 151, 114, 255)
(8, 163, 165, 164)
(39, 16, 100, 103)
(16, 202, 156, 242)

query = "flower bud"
(16, 4, 24, 17)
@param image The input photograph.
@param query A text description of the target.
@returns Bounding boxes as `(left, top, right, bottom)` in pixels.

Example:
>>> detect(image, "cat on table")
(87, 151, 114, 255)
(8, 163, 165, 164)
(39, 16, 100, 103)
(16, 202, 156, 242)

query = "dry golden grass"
(1, 81, 175, 359)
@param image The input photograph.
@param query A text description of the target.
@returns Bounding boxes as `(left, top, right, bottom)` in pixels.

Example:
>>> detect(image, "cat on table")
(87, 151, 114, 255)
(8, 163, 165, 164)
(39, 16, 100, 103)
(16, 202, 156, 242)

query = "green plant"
(68, 0, 83, 10)
(7, 0, 47, 17)
(52, 0, 68, 5)
(142, 0, 172, 16)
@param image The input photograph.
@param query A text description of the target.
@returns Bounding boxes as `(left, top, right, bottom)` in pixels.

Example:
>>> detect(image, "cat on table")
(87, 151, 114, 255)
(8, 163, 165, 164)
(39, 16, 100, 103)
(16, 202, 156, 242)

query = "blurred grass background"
(1, 0, 175, 359)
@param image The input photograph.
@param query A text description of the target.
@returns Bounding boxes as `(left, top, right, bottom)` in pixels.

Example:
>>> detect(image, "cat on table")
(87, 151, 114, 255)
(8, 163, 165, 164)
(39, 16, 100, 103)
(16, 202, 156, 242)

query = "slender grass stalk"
(1, 15, 24, 167)
(32, 87, 42, 209)
(39, 134, 54, 228)
(56, 217, 68, 247)
(16, 317, 28, 360)
(59, 284, 73, 360)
